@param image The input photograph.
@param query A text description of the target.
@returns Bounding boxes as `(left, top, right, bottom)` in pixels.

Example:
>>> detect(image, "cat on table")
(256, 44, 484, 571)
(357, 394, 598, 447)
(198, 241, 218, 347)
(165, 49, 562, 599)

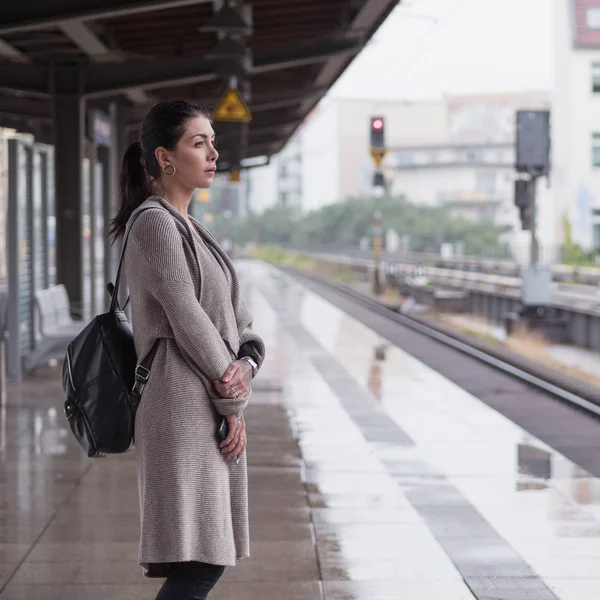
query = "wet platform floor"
(2, 260, 600, 599)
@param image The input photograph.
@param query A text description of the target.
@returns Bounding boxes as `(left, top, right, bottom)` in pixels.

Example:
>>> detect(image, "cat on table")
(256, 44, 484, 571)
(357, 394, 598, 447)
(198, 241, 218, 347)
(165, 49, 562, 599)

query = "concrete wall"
(300, 99, 340, 213)
(390, 166, 490, 206)
(246, 160, 278, 213)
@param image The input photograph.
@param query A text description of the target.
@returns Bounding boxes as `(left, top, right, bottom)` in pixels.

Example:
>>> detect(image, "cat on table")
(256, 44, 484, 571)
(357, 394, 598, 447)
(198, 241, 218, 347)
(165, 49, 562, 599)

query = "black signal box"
(370, 116, 385, 148)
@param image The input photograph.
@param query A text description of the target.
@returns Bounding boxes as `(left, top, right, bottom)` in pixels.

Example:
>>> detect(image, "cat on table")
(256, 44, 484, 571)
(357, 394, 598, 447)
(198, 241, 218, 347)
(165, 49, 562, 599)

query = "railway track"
(283, 266, 600, 419)
(309, 251, 600, 312)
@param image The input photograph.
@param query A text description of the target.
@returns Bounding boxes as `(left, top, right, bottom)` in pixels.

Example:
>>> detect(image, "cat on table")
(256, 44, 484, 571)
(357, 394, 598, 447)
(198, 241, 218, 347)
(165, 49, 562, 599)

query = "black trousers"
(155, 561, 226, 600)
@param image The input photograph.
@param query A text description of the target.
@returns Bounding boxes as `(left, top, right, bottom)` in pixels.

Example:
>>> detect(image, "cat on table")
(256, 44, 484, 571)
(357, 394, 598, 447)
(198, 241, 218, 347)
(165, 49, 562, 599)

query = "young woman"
(110, 100, 265, 600)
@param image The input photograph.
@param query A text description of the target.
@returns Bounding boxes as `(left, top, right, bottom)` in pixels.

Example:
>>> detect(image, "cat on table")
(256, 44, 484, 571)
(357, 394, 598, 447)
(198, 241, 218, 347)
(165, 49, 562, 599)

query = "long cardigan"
(123, 196, 265, 577)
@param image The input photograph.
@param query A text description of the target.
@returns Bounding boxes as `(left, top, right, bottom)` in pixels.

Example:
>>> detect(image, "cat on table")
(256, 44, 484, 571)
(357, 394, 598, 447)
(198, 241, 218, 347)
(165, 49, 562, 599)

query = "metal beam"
(253, 39, 363, 75)
(0, 113, 48, 136)
(249, 87, 327, 112)
(0, 39, 28, 62)
(351, 0, 398, 33)
(59, 20, 150, 105)
(0, 94, 52, 120)
(219, 142, 278, 165)
(59, 20, 116, 59)
(213, 115, 302, 137)
(248, 129, 299, 145)
(85, 58, 218, 98)
(211, 116, 303, 144)
(84, 38, 364, 97)
(0, 61, 48, 96)
(130, 86, 326, 121)
(249, 118, 303, 137)
(0, 1, 213, 35)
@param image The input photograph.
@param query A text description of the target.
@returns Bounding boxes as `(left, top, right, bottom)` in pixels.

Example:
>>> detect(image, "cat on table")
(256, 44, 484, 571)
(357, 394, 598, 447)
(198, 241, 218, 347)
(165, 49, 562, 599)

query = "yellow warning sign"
(213, 88, 252, 122)
(370, 148, 387, 169)
(229, 169, 241, 182)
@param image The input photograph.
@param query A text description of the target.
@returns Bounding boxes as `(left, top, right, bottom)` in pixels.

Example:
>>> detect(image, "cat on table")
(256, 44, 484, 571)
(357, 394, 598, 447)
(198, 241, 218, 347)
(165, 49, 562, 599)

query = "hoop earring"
(163, 164, 176, 176)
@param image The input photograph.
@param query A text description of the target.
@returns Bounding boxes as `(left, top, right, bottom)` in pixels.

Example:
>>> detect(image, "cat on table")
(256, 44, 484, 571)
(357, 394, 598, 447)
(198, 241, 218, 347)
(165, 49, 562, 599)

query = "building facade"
(388, 142, 515, 227)
(248, 93, 553, 255)
(552, 0, 600, 248)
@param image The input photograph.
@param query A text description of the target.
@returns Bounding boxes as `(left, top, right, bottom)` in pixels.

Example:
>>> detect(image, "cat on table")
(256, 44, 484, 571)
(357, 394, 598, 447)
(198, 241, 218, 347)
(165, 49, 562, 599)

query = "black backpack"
(62, 207, 159, 457)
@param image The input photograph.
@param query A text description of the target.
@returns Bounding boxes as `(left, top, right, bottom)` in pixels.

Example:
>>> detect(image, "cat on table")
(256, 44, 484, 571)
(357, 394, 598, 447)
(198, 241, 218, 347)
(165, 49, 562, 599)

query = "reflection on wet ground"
(3, 260, 600, 599)
(251, 261, 600, 600)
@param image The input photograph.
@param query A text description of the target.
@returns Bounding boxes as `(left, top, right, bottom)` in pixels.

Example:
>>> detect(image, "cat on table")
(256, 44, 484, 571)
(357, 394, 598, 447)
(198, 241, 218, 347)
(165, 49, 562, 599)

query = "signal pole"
(369, 116, 387, 295)
(529, 176, 539, 267)
(514, 109, 551, 307)
(373, 210, 382, 295)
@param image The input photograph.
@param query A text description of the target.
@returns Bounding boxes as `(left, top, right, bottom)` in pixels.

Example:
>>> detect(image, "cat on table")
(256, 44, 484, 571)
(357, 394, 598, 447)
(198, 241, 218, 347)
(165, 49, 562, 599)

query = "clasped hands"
(213, 359, 253, 462)
(213, 359, 253, 401)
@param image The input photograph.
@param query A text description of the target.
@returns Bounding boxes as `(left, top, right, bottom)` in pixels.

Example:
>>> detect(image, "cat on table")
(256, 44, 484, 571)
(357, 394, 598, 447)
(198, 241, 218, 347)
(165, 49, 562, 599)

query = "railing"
(284, 244, 600, 284)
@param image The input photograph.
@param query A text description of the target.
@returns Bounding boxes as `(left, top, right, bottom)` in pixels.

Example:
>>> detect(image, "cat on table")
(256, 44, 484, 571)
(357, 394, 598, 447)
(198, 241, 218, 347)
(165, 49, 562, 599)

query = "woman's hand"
(213, 360, 253, 400)
(219, 413, 247, 462)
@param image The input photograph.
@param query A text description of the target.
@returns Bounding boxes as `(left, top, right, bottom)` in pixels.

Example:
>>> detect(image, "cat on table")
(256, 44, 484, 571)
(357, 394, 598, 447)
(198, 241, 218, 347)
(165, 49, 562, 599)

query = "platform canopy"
(0, 0, 398, 162)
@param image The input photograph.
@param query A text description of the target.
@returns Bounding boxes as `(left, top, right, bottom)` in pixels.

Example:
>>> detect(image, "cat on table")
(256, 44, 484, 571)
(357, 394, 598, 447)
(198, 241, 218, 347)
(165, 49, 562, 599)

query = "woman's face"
(158, 115, 219, 189)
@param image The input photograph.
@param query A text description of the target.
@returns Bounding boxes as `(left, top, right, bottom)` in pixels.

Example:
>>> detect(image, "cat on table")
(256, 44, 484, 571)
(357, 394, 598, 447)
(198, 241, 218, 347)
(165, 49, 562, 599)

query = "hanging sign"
(213, 88, 252, 122)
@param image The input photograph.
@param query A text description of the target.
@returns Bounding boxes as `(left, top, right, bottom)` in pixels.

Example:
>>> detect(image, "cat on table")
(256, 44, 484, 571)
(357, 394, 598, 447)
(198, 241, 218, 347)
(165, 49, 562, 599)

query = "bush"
(215, 195, 507, 257)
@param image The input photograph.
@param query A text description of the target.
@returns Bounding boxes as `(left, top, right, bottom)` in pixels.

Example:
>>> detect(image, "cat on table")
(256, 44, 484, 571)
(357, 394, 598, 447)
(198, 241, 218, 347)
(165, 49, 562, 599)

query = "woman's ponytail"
(110, 101, 209, 242)
(109, 141, 153, 242)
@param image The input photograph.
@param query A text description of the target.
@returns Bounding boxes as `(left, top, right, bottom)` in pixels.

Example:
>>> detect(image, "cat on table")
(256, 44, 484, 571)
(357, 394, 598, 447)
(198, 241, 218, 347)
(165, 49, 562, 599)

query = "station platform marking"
(239, 260, 600, 600)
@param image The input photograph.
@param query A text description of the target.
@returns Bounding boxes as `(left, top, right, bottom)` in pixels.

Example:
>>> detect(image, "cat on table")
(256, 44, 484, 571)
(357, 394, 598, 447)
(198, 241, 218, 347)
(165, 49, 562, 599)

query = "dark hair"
(109, 100, 210, 241)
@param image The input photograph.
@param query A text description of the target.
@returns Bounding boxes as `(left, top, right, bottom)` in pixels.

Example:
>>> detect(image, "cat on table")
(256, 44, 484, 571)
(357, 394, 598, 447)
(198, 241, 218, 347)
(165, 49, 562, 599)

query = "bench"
(24, 284, 85, 372)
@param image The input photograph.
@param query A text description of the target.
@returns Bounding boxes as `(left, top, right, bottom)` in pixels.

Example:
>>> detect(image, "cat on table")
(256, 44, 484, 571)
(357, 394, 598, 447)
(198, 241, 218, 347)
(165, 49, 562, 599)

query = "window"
(397, 153, 413, 166)
(587, 8, 600, 29)
(593, 133, 600, 167)
(476, 170, 497, 193)
(593, 63, 600, 93)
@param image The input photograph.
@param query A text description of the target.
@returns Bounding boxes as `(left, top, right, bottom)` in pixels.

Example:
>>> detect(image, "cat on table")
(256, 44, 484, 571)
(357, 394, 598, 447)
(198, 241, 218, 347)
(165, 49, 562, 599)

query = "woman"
(110, 100, 265, 600)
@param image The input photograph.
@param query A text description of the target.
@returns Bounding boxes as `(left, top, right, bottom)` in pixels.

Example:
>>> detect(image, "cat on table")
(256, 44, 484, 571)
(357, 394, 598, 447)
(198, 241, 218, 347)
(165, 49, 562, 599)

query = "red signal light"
(372, 118, 383, 130)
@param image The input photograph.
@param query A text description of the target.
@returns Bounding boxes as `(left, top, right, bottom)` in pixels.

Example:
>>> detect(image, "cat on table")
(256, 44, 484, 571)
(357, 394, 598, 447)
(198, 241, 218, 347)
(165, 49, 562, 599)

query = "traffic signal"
(373, 171, 386, 189)
(514, 179, 531, 208)
(515, 110, 550, 175)
(519, 206, 532, 231)
(515, 179, 532, 230)
(370, 116, 385, 148)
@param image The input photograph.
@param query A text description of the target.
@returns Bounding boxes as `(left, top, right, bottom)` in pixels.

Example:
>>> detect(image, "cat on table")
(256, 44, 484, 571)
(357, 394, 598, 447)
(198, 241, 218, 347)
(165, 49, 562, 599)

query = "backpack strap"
(131, 338, 160, 399)
(110, 206, 162, 314)
(105, 282, 130, 312)
(110, 205, 165, 398)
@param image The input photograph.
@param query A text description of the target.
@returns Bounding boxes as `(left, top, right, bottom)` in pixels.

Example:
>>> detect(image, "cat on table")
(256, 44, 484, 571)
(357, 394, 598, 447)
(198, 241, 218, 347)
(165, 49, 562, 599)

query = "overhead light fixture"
(205, 36, 249, 60)
(199, 5, 252, 35)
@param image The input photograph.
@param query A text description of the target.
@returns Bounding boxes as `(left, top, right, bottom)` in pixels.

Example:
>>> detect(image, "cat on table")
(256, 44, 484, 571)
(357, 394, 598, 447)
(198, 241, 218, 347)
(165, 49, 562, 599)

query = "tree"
(210, 195, 508, 257)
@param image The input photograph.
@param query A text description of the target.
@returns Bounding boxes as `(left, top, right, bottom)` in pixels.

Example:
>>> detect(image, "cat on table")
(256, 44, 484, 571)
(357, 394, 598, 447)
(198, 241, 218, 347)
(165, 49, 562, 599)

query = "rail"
(283, 266, 600, 418)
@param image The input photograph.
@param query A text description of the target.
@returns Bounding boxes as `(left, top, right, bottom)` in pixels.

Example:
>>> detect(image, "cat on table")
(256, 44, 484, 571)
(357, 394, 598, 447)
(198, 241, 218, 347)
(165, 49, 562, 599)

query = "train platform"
(2, 260, 600, 599)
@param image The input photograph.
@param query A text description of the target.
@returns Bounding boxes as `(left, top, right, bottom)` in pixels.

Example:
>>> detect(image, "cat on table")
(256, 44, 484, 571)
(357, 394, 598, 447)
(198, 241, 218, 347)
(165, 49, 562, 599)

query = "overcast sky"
(330, 0, 554, 100)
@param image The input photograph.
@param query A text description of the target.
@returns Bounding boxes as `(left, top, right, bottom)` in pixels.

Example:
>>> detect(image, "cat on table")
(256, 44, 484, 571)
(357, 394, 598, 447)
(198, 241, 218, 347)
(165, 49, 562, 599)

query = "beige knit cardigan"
(123, 196, 265, 577)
